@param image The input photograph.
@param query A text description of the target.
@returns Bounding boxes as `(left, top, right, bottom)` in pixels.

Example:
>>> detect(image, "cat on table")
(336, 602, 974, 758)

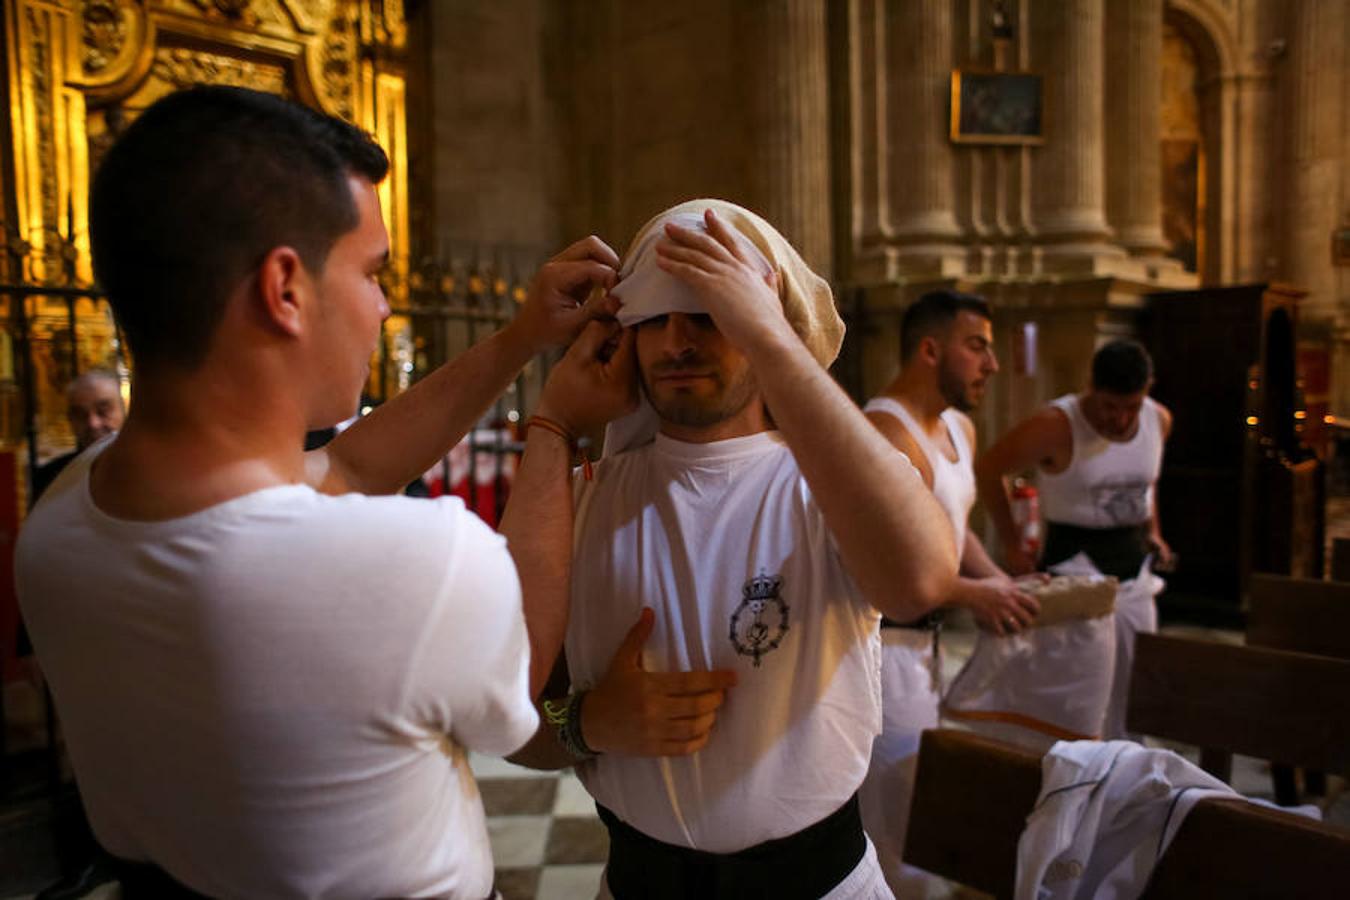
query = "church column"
(1105, 0, 1167, 256)
(735, 0, 833, 275)
(883, 0, 964, 277)
(1281, 0, 1346, 323)
(1031, 0, 1122, 267)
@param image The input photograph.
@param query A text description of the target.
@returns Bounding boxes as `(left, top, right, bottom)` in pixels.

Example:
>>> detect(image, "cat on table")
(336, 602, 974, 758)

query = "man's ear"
(257, 246, 309, 338)
(918, 334, 942, 367)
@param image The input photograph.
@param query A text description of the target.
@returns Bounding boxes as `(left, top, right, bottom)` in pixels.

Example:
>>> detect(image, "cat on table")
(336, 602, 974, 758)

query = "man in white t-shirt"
(857, 289, 1040, 896)
(975, 339, 1173, 739)
(510, 200, 959, 900)
(16, 86, 635, 899)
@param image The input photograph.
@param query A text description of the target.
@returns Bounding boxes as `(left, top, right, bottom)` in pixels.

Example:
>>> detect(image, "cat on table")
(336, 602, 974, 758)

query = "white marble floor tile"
(553, 774, 596, 817)
(487, 814, 552, 868)
(536, 864, 604, 900)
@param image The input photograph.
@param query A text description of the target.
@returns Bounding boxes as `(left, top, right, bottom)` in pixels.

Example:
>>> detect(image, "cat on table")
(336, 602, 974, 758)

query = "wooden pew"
(1126, 633, 1350, 783)
(1330, 537, 1350, 583)
(1247, 572, 1350, 662)
(904, 728, 1350, 900)
(1247, 573, 1350, 800)
(904, 729, 1038, 897)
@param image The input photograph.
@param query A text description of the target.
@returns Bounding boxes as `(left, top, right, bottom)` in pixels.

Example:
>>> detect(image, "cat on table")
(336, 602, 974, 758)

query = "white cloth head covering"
(603, 198, 844, 456)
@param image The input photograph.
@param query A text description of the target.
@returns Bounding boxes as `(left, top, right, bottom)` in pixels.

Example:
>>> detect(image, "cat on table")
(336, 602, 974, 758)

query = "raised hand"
(509, 235, 622, 354)
(652, 209, 796, 356)
(582, 609, 739, 757)
(963, 575, 1042, 636)
(535, 319, 637, 436)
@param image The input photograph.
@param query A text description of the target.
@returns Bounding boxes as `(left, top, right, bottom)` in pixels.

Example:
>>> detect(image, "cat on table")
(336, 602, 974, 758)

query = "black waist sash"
(880, 608, 944, 631)
(1042, 521, 1150, 580)
(109, 858, 208, 899)
(597, 794, 865, 900)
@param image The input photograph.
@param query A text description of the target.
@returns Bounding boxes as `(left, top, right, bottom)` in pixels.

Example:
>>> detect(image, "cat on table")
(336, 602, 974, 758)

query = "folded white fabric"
(609, 211, 774, 328)
(1050, 553, 1165, 740)
(943, 569, 1117, 751)
(1016, 740, 1319, 900)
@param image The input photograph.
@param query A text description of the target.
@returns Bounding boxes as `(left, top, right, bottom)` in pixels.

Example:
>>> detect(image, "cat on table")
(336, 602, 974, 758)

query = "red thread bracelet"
(526, 415, 593, 480)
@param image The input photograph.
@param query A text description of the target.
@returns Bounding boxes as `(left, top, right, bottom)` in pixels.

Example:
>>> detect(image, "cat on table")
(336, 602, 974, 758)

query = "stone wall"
(410, 0, 1350, 419)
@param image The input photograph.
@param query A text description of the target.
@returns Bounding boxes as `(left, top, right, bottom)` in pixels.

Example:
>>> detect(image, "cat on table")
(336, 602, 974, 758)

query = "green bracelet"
(543, 690, 598, 761)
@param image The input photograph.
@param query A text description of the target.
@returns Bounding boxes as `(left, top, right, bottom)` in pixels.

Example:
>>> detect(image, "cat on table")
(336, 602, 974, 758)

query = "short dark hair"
(90, 86, 389, 371)
(899, 290, 992, 361)
(1091, 339, 1153, 394)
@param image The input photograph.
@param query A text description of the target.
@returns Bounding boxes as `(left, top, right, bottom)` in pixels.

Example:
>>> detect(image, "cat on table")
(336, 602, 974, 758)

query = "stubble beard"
(937, 362, 978, 413)
(641, 366, 759, 428)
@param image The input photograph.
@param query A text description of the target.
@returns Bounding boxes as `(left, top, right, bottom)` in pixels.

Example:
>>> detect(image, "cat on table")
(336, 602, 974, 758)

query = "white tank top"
(863, 396, 975, 547)
(1038, 394, 1164, 528)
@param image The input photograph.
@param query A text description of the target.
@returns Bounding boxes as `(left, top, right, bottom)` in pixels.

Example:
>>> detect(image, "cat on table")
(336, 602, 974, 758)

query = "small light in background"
(1245, 416, 1259, 426)
(507, 410, 520, 423)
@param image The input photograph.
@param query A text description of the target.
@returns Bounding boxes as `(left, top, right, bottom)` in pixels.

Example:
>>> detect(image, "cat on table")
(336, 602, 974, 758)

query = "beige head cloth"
(603, 198, 845, 455)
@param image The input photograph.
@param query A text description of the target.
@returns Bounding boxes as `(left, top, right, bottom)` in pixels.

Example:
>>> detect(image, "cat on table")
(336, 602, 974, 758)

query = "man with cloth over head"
(16, 85, 635, 899)
(857, 289, 1040, 897)
(510, 199, 958, 900)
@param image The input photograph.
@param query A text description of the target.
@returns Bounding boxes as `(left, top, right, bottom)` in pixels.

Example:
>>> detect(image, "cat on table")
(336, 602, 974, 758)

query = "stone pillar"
(1105, 0, 1167, 256)
(846, 0, 894, 281)
(1281, 0, 1346, 324)
(735, 0, 833, 275)
(884, 0, 964, 276)
(1031, 0, 1122, 266)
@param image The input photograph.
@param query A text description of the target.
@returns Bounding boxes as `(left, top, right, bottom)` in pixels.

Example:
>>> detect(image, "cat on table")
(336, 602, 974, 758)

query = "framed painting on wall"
(950, 70, 1043, 145)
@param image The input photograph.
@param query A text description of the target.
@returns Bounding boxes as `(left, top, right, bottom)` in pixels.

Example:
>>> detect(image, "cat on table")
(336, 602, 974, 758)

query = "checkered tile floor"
(470, 754, 607, 900)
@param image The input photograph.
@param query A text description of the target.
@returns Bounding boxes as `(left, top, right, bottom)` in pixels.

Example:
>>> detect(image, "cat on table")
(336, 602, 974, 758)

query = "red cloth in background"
(420, 430, 517, 528)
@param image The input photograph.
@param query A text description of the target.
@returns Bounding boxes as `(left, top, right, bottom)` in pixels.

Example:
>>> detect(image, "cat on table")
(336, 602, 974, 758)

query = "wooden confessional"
(1143, 284, 1325, 618)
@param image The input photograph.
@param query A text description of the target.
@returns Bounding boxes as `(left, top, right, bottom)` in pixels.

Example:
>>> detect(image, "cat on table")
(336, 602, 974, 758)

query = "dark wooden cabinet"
(1143, 284, 1324, 617)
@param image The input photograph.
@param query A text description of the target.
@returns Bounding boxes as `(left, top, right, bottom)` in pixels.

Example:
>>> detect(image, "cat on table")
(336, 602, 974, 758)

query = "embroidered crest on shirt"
(729, 571, 789, 667)
(1093, 481, 1150, 525)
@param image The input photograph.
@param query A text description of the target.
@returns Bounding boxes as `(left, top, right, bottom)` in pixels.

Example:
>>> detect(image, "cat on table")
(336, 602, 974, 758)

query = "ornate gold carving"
(151, 46, 290, 95)
(318, 2, 357, 121)
(82, 0, 130, 73)
(4, 0, 412, 453)
(26, 6, 63, 282)
(279, 0, 334, 34)
(188, 0, 254, 18)
(372, 0, 405, 48)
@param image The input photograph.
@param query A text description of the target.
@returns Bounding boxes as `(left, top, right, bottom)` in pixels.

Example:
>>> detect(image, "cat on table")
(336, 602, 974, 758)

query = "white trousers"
(858, 628, 943, 899)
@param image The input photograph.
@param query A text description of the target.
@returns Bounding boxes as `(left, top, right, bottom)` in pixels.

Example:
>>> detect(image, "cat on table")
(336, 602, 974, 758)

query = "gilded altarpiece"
(0, 0, 410, 459)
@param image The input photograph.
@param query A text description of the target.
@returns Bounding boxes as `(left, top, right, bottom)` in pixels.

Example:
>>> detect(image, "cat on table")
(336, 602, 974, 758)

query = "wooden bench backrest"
(905, 728, 1350, 900)
(904, 729, 1041, 898)
(1248, 572, 1350, 661)
(1148, 797, 1350, 897)
(1126, 633, 1350, 774)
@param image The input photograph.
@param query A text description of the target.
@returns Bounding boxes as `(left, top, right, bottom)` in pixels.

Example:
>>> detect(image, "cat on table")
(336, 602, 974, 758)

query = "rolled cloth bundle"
(603, 198, 844, 456)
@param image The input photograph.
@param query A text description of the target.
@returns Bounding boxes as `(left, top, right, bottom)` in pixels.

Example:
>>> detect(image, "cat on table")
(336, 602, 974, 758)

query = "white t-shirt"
(1038, 394, 1164, 528)
(16, 442, 538, 900)
(567, 431, 882, 853)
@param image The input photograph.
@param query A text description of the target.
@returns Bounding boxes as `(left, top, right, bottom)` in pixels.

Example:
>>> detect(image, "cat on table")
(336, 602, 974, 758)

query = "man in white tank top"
(857, 290, 1041, 896)
(975, 340, 1174, 578)
(975, 340, 1174, 739)
(509, 201, 960, 899)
